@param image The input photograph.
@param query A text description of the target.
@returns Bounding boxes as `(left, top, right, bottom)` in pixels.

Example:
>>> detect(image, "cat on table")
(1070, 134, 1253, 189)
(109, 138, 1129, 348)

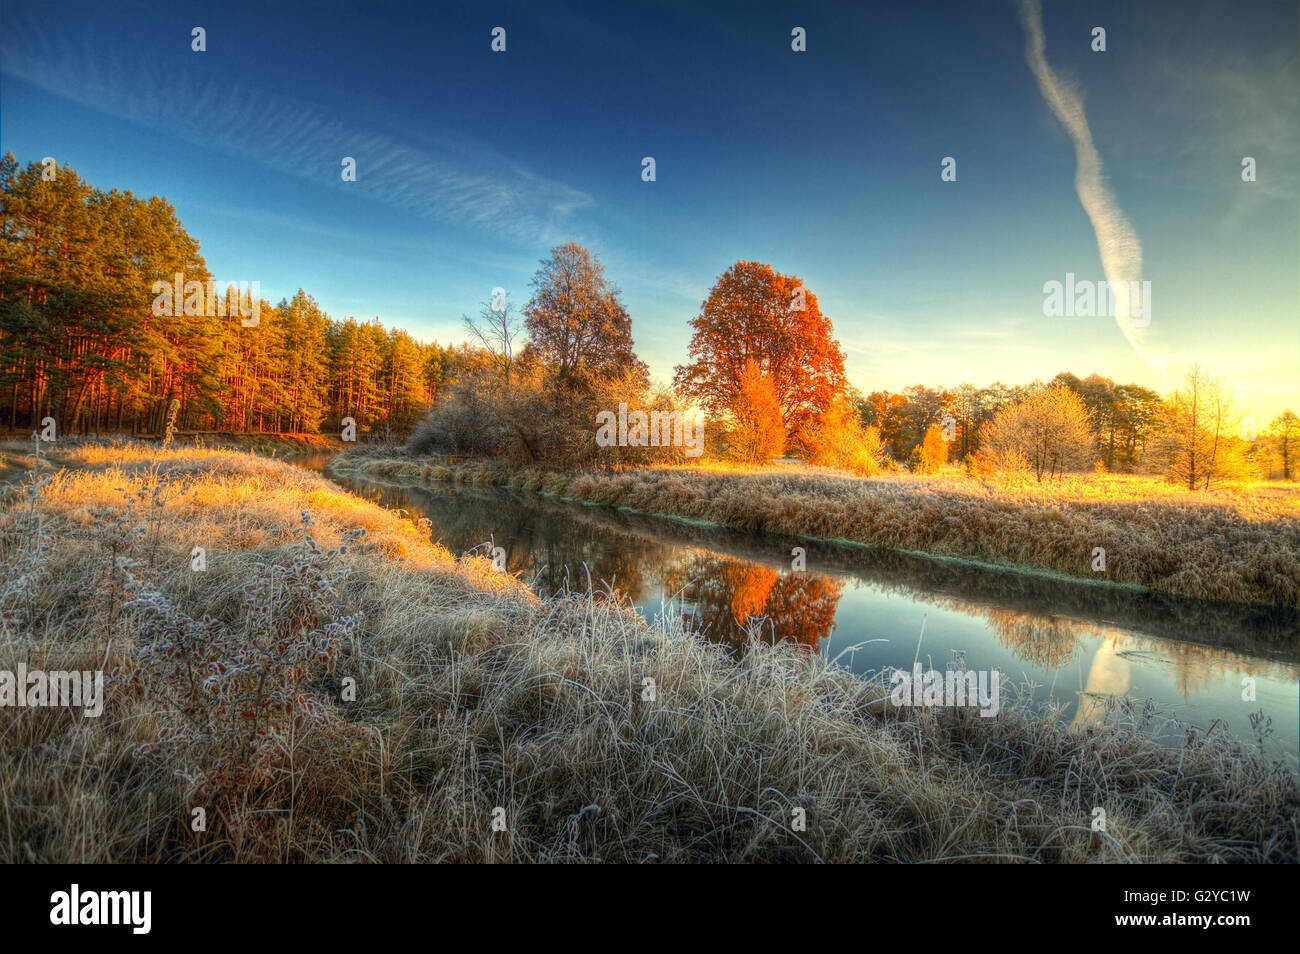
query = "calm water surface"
(299, 456, 1299, 765)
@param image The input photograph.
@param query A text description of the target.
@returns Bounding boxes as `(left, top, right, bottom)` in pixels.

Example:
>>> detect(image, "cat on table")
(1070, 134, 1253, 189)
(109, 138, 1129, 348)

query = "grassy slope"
(342, 456, 1300, 607)
(1, 444, 1295, 863)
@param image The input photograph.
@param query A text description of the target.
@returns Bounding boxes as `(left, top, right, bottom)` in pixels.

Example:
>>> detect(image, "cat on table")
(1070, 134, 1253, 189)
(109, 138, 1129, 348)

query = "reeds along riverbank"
(1, 445, 1295, 863)
(340, 454, 1300, 608)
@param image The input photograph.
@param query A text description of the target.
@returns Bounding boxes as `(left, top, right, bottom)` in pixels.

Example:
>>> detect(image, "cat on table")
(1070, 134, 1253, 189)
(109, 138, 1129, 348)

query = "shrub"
(911, 423, 948, 475)
(408, 362, 694, 470)
(803, 396, 883, 476)
(122, 513, 370, 856)
(963, 452, 995, 481)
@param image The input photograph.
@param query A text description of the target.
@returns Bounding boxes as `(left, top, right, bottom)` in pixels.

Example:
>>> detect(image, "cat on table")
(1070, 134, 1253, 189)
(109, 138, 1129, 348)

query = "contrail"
(1017, 0, 1149, 354)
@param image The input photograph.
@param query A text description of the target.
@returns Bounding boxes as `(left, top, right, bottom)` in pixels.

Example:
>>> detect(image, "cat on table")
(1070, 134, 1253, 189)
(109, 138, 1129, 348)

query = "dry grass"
(343, 455, 1300, 607)
(1, 444, 1295, 863)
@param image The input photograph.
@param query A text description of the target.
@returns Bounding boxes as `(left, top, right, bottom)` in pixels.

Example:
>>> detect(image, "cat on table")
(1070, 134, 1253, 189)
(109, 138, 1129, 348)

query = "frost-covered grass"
(1, 444, 1294, 863)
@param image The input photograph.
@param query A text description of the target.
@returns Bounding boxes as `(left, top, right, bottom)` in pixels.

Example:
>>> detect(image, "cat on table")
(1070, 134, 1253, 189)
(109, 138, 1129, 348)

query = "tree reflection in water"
(666, 553, 844, 655)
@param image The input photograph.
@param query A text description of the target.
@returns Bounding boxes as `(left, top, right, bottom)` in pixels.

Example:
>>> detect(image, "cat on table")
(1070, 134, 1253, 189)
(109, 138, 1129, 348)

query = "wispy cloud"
(0, 16, 593, 247)
(1017, 0, 1149, 358)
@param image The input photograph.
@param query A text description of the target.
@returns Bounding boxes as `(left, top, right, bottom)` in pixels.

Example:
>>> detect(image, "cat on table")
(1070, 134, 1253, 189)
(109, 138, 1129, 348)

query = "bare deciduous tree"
(462, 296, 521, 392)
(1150, 363, 1248, 490)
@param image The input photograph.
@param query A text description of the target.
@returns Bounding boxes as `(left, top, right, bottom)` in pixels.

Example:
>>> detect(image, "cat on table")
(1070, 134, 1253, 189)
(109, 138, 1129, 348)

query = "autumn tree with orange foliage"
(674, 261, 847, 450)
(725, 359, 786, 462)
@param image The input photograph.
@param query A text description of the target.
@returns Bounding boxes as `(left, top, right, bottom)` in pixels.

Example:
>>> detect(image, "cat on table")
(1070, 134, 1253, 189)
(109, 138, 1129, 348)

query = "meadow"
(0, 441, 1294, 862)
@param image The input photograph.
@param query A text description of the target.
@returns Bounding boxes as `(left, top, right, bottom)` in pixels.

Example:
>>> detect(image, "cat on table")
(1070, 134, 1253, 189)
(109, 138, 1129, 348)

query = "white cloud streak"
(0, 16, 593, 247)
(1017, 0, 1149, 356)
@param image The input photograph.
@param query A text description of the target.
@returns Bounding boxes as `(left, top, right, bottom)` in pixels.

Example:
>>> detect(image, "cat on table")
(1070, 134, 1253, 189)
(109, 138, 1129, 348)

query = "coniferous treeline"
(0, 155, 449, 438)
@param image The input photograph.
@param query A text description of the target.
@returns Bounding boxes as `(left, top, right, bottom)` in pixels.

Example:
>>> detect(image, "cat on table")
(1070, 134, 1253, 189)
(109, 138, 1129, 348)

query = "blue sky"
(1, 0, 1296, 420)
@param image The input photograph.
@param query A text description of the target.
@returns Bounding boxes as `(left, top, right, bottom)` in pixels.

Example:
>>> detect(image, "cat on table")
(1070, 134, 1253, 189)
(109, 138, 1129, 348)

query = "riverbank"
(2, 445, 1295, 862)
(0, 431, 340, 467)
(166, 431, 345, 455)
(338, 454, 1300, 608)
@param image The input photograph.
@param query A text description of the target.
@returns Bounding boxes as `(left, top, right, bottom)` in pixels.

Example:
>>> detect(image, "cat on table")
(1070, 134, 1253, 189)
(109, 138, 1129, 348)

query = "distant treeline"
(856, 375, 1165, 473)
(3, 155, 1296, 483)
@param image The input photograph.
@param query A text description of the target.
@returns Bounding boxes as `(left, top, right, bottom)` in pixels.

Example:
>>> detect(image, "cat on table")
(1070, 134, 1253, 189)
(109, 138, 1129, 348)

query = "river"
(299, 455, 1299, 765)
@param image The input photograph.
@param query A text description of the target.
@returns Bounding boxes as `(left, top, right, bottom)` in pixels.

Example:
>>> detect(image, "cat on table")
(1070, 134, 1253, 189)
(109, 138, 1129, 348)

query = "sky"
(1, 0, 1297, 422)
